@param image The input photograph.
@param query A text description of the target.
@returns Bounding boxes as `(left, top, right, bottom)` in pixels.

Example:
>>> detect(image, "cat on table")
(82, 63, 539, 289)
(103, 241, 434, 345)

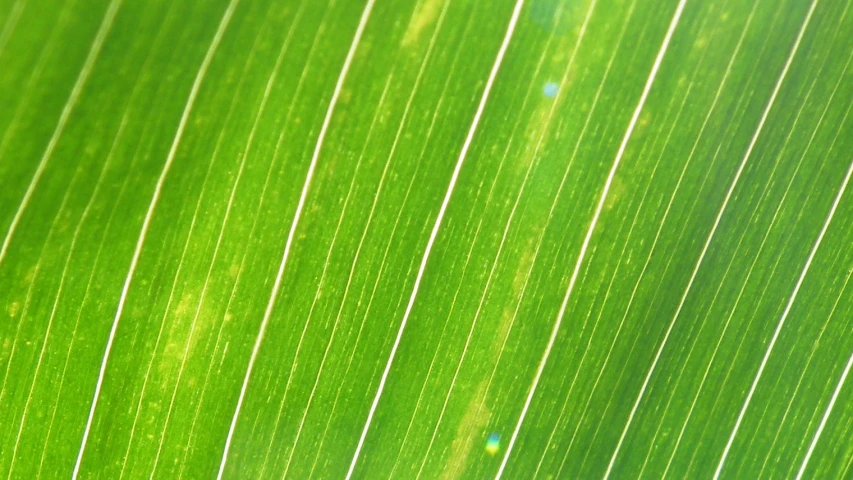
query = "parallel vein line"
(345, 0, 525, 477)
(524, 4, 637, 477)
(493, 0, 688, 477)
(674, 16, 852, 478)
(416, 1, 598, 476)
(714, 156, 852, 477)
(571, 66, 694, 480)
(71, 0, 239, 476)
(0, 0, 122, 269)
(6, 114, 128, 480)
(796, 310, 853, 479)
(704, 0, 821, 474)
(120, 35, 249, 476)
(399, 7, 550, 473)
(326, 8, 459, 471)
(385, 12, 491, 477)
(0, 0, 70, 163)
(605, 0, 817, 476)
(644, 3, 761, 476)
(215, 0, 376, 476)
(760, 18, 853, 477)
(177, 7, 318, 476)
(148, 5, 293, 474)
(278, 73, 394, 480)
(0, 0, 27, 60)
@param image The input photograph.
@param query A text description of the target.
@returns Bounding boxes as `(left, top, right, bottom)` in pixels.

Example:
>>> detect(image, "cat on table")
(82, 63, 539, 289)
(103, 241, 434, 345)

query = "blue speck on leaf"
(486, 432, 501, 454)
(544, 82, 559, 98)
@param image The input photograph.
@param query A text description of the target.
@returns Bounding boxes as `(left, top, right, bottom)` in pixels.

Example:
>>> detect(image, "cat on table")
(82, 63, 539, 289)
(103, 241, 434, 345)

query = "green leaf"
(2, 0, 852, 478)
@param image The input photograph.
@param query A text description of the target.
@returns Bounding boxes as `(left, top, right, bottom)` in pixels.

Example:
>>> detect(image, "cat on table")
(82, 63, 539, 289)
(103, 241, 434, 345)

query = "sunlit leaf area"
(2, 0, 853, 478)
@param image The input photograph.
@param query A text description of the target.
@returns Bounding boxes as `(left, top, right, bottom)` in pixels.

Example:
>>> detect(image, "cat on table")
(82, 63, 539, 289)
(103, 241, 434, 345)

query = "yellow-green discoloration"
(604, 174, 626, 212)
(401, 0, 445, 48)
(7, 300, 21, 318)
(440, 380, 491, 479)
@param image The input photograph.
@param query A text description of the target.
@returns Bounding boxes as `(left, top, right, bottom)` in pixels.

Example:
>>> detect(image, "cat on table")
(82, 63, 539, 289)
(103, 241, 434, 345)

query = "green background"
(1, 0, 852, 478)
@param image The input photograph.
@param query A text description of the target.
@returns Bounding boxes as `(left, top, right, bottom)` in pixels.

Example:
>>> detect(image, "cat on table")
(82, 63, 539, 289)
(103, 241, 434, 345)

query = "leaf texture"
(1, 0, 852, 478)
